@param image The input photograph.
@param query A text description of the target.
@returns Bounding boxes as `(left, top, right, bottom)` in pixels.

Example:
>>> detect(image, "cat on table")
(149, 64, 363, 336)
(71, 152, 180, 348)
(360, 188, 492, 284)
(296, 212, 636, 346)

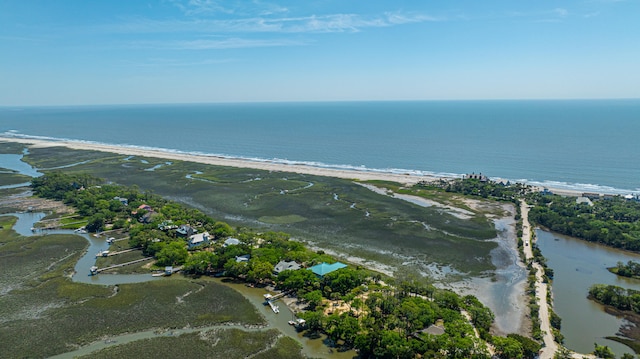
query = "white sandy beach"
(0, 136, 435, 185)
(1, 136, 588, 197)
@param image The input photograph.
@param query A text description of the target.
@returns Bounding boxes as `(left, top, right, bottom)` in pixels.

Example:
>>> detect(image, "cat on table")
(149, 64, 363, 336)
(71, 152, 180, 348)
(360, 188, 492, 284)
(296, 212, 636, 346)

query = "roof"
(421, 324, 445, 336)
(308, 262, 347, 277)
(274, 260, 301, 274)
(236, 254, 251, 262)
(189, 232, 210, 245)
(224, 237, 241, 246)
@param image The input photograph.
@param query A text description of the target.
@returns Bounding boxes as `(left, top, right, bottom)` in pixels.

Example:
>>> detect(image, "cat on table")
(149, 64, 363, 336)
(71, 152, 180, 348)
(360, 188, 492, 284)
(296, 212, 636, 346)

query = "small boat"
(89, 266, 98, 275)
(288, 320, 296, 325)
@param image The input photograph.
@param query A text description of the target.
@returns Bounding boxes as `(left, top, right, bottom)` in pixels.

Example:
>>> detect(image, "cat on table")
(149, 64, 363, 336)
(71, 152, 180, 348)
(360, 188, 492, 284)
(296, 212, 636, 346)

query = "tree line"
(527, 193, 640, 252)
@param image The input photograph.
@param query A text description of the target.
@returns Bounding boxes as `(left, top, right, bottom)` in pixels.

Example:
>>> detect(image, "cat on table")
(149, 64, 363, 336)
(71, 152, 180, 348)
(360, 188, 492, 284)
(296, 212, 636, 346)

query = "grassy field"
(0, 220, 264, 359)
(82, 329, 304, 359)
(0, 172, 31, 186)
(22, 146, 504, 277)
(0, 142, 26, 154)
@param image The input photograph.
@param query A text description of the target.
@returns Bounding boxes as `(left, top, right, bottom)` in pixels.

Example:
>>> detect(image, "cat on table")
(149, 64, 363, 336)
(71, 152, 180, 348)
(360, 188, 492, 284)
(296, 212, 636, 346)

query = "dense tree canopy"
(528, 193, 640, 252)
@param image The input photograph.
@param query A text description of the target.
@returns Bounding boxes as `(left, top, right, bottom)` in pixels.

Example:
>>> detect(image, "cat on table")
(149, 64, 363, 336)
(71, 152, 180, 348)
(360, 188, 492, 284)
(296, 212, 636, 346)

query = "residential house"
(308, 262, 347, 277)
(224, 237, 241, 247)
(582, 192, 601, 200)
(463, 172, 488, 182)
(188, 232, 210, 249)
(235, 254, 251, 263)
(176, 224, 197, 237)
(274, 260, 302, 275)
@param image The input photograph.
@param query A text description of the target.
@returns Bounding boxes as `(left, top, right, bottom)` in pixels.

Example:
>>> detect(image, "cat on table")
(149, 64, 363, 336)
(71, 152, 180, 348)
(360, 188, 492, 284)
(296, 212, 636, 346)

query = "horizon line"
(2, 97, 640, 108)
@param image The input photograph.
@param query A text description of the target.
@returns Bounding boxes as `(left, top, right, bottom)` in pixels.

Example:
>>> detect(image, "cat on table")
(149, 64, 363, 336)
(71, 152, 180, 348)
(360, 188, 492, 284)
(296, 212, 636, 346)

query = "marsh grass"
(0, 172, 31, 186)
(82, 329, 300, 359)
(24, 146, 502, 275)
(0, 187, 28, 200)
(23, 147, 116, 169)
(259, 214, 308, 224)
(95, 249, 152, 274)
(0, 142, 27, 154)
(0, 224, 264, 358)
(252, 336, 306, 359)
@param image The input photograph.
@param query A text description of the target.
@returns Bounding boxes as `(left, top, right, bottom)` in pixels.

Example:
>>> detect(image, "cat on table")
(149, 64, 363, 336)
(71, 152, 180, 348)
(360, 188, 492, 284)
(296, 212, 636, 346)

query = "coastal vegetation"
(24, 171, 516, 358)
(528, 193, 640, 252)
(1, 143, 560, 358)
(22, 145, 502, 278)
(0, 217, 265, 358)
(609, 261, 640, 279)
(415, 177, 527, 203)
(588, 284, 640, 315)
(81, 329, 305, 359)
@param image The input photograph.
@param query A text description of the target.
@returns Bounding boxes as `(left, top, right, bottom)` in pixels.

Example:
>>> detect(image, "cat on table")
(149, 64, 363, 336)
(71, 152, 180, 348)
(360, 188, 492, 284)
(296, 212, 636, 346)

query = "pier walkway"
(96, 248, 140, 257)
(92, 257, 154, 274)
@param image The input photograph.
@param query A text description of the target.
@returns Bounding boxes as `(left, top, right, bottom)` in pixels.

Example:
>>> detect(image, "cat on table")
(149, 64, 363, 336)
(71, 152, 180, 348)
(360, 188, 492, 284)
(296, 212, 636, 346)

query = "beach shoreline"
(1, 136, 588, 197)
(0, 136, 436, 186)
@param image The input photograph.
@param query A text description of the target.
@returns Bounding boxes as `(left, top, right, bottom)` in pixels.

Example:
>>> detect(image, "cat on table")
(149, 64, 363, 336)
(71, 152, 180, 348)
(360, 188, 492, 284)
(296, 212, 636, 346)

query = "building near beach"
(273, 260, 302, 275)
(308, 262, 347, 277)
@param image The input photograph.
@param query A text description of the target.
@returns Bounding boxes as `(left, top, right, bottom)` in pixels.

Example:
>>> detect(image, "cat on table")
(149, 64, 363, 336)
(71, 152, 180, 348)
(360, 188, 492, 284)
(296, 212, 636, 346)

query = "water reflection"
(537, 229, 640, 356)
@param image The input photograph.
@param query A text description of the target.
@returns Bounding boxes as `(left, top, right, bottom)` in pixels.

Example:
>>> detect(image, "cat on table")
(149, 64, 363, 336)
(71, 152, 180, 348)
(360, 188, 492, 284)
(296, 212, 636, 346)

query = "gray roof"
(224, 237, 241, 246)
(274, 260, 301, 274)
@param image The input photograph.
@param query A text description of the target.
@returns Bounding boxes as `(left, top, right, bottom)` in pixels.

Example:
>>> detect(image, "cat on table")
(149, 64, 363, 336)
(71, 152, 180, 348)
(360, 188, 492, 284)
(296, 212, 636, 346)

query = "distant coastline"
(1, 135, 588, 197)
(2, 100, 638, 195)
(0, 136, 432, 186)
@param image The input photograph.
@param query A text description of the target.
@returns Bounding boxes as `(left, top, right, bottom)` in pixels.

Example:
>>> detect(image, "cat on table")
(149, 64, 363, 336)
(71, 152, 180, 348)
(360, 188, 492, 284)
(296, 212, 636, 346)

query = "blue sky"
(1, 0, 639, 105)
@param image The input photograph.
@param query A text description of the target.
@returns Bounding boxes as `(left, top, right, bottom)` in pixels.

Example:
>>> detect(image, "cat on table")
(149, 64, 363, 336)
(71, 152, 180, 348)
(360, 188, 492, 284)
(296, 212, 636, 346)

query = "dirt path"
(521, 200, 594, 359)
(521, 200, 557, 358)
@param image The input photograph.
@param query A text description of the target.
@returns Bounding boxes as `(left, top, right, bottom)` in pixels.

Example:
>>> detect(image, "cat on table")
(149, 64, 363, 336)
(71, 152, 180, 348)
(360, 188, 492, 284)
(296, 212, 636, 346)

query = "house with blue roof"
(308, 262, 347, 277)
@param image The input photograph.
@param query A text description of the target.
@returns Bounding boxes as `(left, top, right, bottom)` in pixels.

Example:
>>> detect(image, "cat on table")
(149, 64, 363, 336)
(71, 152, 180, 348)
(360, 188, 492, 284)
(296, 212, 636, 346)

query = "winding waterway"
(537, 229, 640, 356)
(9, 213, 353, 359)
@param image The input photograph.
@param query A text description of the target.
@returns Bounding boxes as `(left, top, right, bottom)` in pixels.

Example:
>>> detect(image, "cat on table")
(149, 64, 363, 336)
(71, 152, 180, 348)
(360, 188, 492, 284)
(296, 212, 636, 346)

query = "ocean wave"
(513, 179, 637, 195)
(2, 130, 636, 195)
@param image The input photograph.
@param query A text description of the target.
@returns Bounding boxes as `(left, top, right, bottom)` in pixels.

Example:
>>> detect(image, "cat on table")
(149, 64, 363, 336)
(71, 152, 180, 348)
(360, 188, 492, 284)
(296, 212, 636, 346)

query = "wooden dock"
(96, 248, 140, 257)
(90, 257, 153, 275)
(263, 290, 290, 302)
(268, 300, 280, 314)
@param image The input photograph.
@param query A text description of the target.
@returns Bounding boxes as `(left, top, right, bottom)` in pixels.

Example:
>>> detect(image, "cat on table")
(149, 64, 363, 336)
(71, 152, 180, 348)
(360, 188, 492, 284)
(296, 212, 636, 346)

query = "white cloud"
(133, 37, 307, 50)
(108, 12, 438, 34)
(553, 8, 569, 17)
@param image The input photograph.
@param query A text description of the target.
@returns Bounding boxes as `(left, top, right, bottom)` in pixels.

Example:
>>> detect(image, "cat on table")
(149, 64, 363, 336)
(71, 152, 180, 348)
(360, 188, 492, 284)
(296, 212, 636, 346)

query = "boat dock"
(96, 248, 140, 257)
(268, 300, 280, 314)
(89, 257, 154, 275)
(263, 291, 288, 302)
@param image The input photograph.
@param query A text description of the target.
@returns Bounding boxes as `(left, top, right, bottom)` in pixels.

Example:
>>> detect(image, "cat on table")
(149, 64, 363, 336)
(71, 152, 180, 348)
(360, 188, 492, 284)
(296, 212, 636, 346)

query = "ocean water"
(1, 100, 638, 194)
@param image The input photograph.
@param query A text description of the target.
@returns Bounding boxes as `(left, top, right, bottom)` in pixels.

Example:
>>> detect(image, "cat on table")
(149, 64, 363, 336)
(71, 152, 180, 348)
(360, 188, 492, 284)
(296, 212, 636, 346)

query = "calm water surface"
(537, 229, 640, 356)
